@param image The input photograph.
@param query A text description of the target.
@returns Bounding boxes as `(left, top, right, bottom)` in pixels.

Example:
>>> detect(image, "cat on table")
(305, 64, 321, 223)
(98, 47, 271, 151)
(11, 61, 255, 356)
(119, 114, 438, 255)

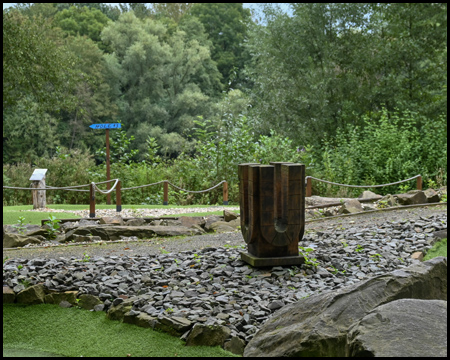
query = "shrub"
(311, 107, 447, 196)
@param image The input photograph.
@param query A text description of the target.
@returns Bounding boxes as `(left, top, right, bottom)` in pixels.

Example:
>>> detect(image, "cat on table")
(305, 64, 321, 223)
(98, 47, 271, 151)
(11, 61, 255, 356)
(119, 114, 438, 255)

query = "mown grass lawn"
(3, 204, 238, 225)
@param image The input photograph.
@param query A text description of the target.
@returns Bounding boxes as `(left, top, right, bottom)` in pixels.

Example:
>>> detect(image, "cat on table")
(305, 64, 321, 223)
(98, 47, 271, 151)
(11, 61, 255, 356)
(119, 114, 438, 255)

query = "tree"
(53, 6, 112, 52)
(3, 9, 78, 112)
(150, 3, 194, 23)
(100, 12, 222, 147)
(366, 3, 447, 119)
(3, 99, 60, 164)
(57, 35, 118, 151)
(118, 3, 152, 19)
(245, 3, 447, 146)
(189, 3, 252, 89)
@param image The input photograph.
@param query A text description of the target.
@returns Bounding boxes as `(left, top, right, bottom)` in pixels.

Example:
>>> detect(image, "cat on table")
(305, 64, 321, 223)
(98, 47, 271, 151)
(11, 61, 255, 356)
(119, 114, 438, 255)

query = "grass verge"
(3, 304, 238, 357)
(423, 238, 447, 260)
(3, 205, 238, 225)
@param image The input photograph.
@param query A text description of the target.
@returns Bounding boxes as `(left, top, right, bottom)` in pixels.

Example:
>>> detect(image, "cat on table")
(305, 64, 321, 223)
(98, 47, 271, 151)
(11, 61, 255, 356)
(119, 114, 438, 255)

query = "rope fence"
(3, 179, 229, 217)
(305, 174, 422, 197)
(4, 173, 424, 216)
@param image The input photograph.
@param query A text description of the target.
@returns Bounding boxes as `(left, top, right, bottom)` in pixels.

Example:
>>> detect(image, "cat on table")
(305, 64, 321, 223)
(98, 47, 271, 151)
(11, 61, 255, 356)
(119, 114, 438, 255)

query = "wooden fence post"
(306, 177, 312, 197)
(31, 180, 46, 209)
(29, 169, 47, 209)
(223, 181, 228, 205)
(116, 180, 121, 212)
(417, 175, 422, 191)
(163, 181, 168, 205)
(89, 183, 95, 218)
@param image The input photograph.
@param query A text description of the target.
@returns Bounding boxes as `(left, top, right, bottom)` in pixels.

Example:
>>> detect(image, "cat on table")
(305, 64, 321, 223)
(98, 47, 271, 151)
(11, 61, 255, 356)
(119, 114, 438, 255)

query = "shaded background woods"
(3, 3, 447, 205)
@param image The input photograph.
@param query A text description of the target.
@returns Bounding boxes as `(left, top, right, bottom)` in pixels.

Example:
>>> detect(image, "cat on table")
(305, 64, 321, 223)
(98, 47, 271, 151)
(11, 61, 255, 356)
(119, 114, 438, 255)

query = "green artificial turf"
(3, 304, 238, 357)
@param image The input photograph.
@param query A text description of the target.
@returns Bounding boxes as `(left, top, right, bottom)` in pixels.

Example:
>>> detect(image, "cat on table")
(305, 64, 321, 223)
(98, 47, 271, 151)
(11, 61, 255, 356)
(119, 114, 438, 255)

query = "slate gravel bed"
(3, 206, 447, 345)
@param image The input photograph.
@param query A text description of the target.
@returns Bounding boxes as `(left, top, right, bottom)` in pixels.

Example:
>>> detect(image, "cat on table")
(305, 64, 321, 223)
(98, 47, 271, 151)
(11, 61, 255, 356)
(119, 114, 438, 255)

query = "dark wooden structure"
(238, 162, 306, 267)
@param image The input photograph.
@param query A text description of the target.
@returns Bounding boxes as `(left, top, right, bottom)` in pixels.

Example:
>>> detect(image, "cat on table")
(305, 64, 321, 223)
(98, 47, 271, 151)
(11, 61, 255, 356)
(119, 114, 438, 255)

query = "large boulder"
(396, 190, 427, 205)
(185, 323, 231, 347)
(153, 314, 193, 337)
(3, 232, 43, 248)
(358, 190, 382, 200)
(209, 221, 237, 233)
(125, 218, 146, 226)
(77, 294, 103, 310)
(204, 216, 223, 232)
(243, 256, 447, 357)
(338, 199, 363, 214)
(44, 291, 78, 306)
(179, 216, 206, 228)
(223, 210, 239, 222)
(99, 216, 124, 225)
(424, 188, 441, 203)
(378, 194, 398, 207)
(123, 312, 156, 328)
(106, 298, 134, 321)
(346, 299, 447, 357)
(16, 284, 47, 305)
(3, 286, 15, 303)
(3, 224, 41, 234)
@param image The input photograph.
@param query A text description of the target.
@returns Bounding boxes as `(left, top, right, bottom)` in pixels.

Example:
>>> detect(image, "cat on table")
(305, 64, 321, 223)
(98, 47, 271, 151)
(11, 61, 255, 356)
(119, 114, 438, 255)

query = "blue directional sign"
(89, 123, 121, 129)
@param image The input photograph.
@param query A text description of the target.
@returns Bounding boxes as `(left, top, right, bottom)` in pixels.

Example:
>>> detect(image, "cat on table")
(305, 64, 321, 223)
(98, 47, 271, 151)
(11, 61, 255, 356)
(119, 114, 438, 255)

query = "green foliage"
(53, 6, 112, 51)
(43, 215, 61, 239)
(312, 108, 447, 196)
(423, 238, 447, 261)
(3, 146, 94, 205)
(13, 216, 28, 235)
(299, 247, 319, 268)
(59, 35, 118, 151)
(3, 99, 60, 164)
(81, 252, 91, 262)
(3, 9, 79, 112)
(3, 3, 447, 203)
(246, 3, 447, 148)
(101, 11, 222, 137)
(94, 123, 138, 164)
(189, 3, 252, 89)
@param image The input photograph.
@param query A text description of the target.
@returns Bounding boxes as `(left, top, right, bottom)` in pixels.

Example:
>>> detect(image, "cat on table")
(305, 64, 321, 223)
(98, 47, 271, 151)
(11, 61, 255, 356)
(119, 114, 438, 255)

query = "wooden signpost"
(89, 123, 121, 204)
(29, 169, 48, 209)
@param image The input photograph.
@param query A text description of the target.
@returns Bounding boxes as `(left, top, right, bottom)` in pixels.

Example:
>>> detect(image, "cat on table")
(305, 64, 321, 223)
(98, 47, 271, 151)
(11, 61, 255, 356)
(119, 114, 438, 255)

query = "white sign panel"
(29, 169, 48, 181)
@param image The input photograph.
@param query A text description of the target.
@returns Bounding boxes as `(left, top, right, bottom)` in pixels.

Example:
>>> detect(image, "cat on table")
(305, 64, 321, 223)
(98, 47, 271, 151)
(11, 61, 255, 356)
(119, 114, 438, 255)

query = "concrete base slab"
(240, 252, 304, 267)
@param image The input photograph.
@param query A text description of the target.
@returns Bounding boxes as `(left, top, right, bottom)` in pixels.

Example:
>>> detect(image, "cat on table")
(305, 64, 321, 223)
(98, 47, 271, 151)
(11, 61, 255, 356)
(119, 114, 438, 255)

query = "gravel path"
(4, 204, 446, 261)
(25, 206, 240, 219)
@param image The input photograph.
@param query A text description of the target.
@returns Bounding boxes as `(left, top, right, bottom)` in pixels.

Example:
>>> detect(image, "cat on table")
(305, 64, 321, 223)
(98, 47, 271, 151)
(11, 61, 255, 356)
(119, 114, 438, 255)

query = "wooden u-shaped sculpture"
(239, 162, 305, 267)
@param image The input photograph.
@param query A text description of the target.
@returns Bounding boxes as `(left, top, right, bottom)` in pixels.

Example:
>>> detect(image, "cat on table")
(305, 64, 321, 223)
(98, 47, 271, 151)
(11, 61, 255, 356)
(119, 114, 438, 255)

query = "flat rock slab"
(62, 225, 203, 242)
(346, 299, 447, 357)
(3, 233, 43, 248)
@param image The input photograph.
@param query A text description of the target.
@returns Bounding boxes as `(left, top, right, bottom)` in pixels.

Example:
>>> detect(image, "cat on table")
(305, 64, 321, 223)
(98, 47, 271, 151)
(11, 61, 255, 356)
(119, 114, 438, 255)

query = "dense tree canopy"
(3, 3, 447, 203)
(246, 3, 447, 146)
(3, 10, 78, 112)
(53, 5, 112, 51)
(189, 3, 252, 89)
(101, 11, 222, 157)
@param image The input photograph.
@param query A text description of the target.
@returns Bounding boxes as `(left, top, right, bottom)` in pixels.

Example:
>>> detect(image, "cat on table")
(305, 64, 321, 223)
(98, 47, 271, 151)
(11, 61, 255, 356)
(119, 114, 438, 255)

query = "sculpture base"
(240, 252, 304, 267)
